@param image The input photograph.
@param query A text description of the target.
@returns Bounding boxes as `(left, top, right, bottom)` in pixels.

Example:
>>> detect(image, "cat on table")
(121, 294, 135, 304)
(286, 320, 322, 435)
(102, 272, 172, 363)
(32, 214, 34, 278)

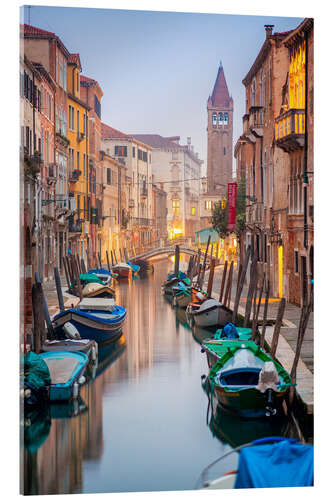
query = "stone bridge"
(132, 238, 212, 262)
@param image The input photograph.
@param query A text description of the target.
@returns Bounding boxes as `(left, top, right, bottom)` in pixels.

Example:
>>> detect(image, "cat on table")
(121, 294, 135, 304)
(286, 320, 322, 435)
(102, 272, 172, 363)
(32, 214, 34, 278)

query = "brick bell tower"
(207, 61, 233, 195)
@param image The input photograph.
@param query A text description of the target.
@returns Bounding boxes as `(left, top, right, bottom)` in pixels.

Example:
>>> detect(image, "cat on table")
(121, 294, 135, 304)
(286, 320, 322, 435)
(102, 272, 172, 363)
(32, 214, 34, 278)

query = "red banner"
(227, 182, 237, 231)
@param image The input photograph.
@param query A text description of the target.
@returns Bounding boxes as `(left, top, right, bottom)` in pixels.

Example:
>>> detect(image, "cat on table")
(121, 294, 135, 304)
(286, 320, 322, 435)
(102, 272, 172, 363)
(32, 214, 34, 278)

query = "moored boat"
(112, 262, 133, 279)
(39, 350, 89, 401)
(52, 298, 127, 344)
(207, 340, 293, 418)
(202, 325, 253, 368)
(82, 282, 116, 299)
(191, 298, 233, 328)
(199, 437, 313, 489)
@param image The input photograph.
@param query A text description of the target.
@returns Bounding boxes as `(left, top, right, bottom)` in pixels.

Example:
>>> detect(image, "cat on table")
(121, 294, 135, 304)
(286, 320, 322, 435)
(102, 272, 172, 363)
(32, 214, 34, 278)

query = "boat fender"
(201, 347, 205, 353)
(201, 374, 206, 381)
(73, 382, 79, 399)
(78, 376, 86, 385)
(73, 399, 79, 416)
(63, 322, 81, 340)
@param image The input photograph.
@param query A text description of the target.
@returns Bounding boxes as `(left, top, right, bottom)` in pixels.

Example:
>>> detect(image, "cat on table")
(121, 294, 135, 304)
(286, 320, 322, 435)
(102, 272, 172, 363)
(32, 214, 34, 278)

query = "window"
(138, 149, 143, 160)
(220, 200, 226, 209)
(115, 145, 127, 157)
(77, 110, 80, 136)
(172, 199, 180, 216)
(107, 168, 111, 185)
(77, 151, 80, 171)
(224, 112, 229, 125)
(94, 94, 101, 119)
(132, 146, 135, 157)
(172, 152, 178, 160)
(191, 207, 196, 215)
(142, 151, 147, 162)
(205, 200, 212, 210)
(223, 147, 226, 155)
(251, 78, 256, 106)
(83, 114, 86, 136)
(218, 112, 223, 125)
(295, 250, 299, 273)
(76, 71, 79, 92)
(212, 113, 217, 125)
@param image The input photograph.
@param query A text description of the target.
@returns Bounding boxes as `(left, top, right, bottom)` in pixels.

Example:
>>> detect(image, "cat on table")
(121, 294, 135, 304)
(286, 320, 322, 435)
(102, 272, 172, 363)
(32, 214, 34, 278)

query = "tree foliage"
(210, 176, 246, 242)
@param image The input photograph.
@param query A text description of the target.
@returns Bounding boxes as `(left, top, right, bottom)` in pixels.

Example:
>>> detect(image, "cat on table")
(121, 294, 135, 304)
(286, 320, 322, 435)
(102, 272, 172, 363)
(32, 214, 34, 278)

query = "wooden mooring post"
(252, 272, 265, 342)
(98, 252, 102, 268)
(232, 245, 251, 324)
(243, 251, 258, 327)
(260, 279, 270, 348)
(80, 258, 86, 274)
(223, 261, 233, 308)
(32, 282, 45, 353)
(54, 266, 65, 312)
(106, 250, 111, 273)
(174, 244, 180, 276)
(72, 257, 83, 301)
(198, 236, 211, 289)
(35, 272, 55, 341)
(206, 258, 216, 297)
(219, 261, 228, 303)
(270, 298, 286, 359)
(62, 256, 71, 291)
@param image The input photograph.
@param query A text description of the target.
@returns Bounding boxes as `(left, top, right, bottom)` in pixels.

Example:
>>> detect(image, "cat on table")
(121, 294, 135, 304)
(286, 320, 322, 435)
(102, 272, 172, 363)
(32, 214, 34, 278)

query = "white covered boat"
(192, 298, 233, 328)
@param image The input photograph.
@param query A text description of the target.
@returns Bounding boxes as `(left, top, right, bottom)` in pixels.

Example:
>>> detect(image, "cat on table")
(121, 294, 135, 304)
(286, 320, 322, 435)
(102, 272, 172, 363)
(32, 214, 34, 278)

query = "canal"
(23, 259, 296, 495)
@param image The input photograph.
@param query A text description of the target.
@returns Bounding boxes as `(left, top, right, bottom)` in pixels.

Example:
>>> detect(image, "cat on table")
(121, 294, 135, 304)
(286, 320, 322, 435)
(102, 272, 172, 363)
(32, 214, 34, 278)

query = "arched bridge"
(131, 238, 212, 262)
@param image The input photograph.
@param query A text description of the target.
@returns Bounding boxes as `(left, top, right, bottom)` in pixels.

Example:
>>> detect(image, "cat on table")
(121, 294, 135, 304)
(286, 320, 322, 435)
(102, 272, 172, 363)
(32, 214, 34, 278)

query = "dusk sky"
(22, 5, 302, 176)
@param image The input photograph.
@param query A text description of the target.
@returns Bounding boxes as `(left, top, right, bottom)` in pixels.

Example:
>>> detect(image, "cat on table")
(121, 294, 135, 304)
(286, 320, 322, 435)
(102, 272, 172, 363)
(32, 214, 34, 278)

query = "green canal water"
(23, 259, 295, 495)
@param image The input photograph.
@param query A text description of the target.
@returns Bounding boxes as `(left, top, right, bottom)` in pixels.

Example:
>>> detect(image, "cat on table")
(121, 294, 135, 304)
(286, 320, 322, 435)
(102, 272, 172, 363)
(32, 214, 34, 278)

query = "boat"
(172, 281, 192, 308)
(126, 261, 140, 274)
(82, 281, 116, 299)
(23, 351, 51, 407)
(87, 268, 114, 286)
(41, 338, 98, 378)
(206, 340, 293, 418)
(112, 262, 133, 279)
(191, 298, 233, 328)
(52, 297, 127, 344)
(162, 271, 190, 296)
(202, 325, 253, 368)
(131, 259, 154, 275)
(198, 437, 313, 489)
(38, 350, 89, 401)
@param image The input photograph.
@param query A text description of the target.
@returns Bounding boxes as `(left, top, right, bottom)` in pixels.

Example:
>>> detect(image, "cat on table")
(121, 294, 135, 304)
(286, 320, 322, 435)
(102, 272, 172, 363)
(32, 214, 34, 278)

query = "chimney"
(264, 25, 274, 39)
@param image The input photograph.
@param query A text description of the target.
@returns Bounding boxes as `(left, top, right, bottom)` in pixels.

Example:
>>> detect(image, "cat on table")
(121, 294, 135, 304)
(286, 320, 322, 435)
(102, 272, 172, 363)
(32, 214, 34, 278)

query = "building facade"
(131, 134, 203, 240)
(101, 124, 154, 249)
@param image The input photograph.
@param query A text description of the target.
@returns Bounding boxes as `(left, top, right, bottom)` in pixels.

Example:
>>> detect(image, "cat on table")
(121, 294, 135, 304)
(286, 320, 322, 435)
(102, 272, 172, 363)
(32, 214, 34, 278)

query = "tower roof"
(210, 62, 231, 108)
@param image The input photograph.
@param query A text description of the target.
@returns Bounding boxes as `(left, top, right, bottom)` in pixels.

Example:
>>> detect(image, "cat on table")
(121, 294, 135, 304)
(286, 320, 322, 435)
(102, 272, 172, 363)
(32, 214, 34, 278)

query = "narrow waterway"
(24, 259, 291, 495)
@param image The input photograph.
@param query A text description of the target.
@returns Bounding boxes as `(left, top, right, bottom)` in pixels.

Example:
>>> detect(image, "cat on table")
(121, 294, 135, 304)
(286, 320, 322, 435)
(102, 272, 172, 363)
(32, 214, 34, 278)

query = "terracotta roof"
(21, 24, 55, 37)
(101, 123, 131, 140)
(69, 53, 81, 69)
(131, 134, 184, 150)
(80, 74, 96, 84)
(210, 63, 231, 108)
(22, 24, 70, 59)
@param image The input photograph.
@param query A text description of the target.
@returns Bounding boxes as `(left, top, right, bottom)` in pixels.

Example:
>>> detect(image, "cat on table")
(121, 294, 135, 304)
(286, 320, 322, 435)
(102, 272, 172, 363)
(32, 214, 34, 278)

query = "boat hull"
(193, 305, 233, 328)
(53, 310, 126, 343)
(213, 383, 286, 418)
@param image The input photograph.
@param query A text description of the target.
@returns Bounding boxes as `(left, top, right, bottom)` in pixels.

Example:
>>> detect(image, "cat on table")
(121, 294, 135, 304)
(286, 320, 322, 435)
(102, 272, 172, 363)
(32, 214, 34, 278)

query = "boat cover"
(39, 351, 88, 385)
(82, 282, 105, 296)
(127, 261, 140, 273)
(196, 298, 222, 313)
(78, 297, 115, 312)
(88, 268, 111, 275)
(256, 362, 279, 393)
(234, 440, 314, 488)
(24, 351, 51, 390)
(80, 273, 105, 285)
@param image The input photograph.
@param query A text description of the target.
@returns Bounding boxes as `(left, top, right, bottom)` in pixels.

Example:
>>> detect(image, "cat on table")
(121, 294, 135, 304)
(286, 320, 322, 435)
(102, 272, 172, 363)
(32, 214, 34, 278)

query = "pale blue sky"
(22, 5, 302, 174)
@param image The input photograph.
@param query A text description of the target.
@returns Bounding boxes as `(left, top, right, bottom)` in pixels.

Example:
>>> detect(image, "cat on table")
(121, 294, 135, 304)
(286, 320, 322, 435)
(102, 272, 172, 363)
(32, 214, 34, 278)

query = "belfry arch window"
(212, 113, 217, 125)
(218, 112, 223, 125)
(224, 112, 229, 125)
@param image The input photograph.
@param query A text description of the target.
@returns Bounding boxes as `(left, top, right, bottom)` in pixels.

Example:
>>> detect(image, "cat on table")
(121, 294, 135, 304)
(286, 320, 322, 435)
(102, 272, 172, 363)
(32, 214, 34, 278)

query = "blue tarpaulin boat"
(52, 298, 127, 343)
(199, 437, 313, 489)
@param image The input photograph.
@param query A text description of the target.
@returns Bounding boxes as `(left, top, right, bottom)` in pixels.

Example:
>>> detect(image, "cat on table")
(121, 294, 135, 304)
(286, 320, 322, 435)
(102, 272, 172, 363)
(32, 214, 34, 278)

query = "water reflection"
(23, 260, 304, 495)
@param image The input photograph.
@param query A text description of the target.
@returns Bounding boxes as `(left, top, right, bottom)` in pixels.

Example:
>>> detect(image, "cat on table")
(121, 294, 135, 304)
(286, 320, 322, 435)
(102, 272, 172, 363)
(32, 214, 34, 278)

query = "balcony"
(275, 108, 305, 152)
(69, 169, 81, 183)
(132, 217, 153, 227)
(247, 202, 264, 225)
(249, 106, 264, 135)
(47, 163, 57, 181)
(68, 216, 82, 234)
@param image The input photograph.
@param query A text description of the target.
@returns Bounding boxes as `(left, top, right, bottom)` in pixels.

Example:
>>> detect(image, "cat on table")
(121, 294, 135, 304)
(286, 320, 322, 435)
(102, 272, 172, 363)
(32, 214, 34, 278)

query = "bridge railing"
(129, 236, 196, 259)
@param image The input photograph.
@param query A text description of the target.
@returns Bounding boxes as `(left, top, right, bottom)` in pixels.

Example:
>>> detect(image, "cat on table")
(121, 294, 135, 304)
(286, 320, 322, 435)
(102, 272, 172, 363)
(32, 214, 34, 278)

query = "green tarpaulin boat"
(207, 340, 293, 418)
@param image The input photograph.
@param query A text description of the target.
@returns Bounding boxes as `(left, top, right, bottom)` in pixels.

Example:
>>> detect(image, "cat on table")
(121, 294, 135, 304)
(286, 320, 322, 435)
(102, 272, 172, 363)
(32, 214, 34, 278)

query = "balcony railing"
(275, 108, 305, 152)
(68, 216, 82, 233)
(132, 217, 153, 227)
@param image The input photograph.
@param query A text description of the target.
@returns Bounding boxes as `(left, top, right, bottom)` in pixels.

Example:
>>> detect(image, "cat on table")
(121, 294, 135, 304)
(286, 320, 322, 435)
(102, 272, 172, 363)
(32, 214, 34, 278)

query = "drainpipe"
(303, 30, 308, 250)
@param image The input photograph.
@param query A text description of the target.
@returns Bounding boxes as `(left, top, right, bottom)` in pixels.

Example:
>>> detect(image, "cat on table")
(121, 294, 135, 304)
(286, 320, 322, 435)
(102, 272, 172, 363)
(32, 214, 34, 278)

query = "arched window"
(224, 112, 229, 125)
(218, 112, 223, 125)
(251, 78, 256, 106)
(212, 113, 217, 125)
